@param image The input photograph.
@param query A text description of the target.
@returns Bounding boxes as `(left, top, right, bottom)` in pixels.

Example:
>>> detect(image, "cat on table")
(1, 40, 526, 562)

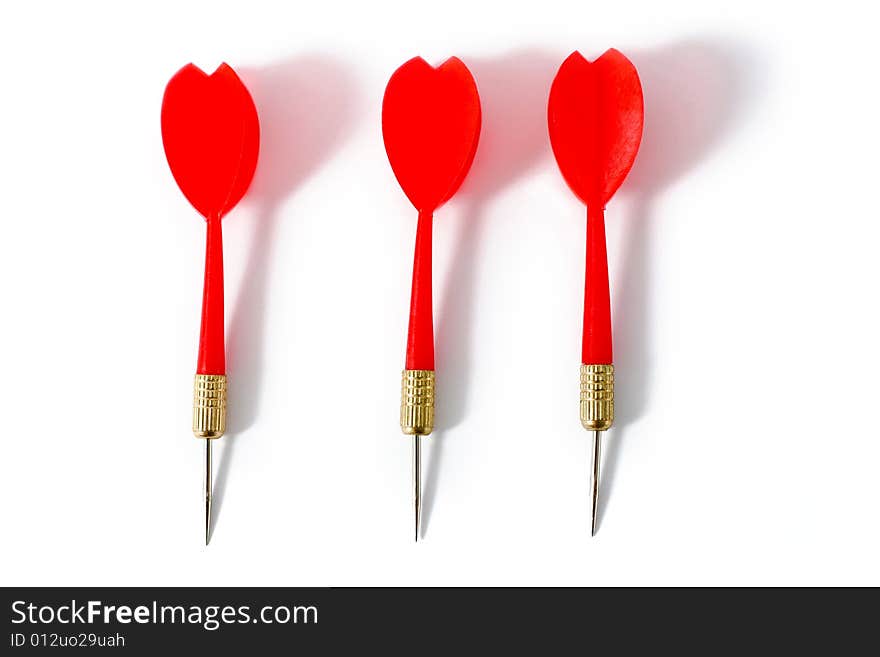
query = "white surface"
(1, 1, 878, 586)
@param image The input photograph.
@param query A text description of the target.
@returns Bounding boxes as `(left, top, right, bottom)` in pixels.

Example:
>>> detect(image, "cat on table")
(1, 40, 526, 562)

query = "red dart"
(548, 49, 644, 535)
(382, 56, 481, 541)
(161, 62, 260, 544)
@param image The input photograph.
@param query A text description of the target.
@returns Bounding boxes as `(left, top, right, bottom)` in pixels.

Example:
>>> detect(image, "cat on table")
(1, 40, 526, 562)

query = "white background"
(1, 1, 878, 586)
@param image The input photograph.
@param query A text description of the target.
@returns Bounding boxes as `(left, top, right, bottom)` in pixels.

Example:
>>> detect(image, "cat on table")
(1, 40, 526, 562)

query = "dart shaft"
(198, 217, 226, 375)
(406, 210, 435, 370)
(583, 205, 612, 364)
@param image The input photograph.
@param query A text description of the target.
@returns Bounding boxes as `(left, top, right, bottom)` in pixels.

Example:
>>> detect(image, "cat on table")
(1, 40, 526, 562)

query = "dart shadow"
(209, 55, 359, 534)
(596, 39, 764, 529)
(422, 51, 560, 535)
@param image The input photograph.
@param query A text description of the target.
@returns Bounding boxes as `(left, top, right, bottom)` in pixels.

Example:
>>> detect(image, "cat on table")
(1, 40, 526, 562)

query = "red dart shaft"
(405, 210, 435, 370)
(583, 205, 612, 365)
(197, 215, 226, 375)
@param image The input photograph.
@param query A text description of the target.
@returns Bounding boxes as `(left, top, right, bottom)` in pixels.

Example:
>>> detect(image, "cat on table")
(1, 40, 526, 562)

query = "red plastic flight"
(161, 63, 260, 374)
(383, 57, 481, 370)
(548, 49, 643, 364)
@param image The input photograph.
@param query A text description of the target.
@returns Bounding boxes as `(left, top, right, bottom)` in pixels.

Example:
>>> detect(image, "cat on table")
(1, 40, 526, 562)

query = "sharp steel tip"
(204, 439, 213, 546)
(413, 436, 421, 543)
(590, 430, 601, 537)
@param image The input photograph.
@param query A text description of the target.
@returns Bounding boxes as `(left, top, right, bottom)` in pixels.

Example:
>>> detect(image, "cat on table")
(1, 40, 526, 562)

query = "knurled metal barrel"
(193, 374, 227, 439)
(400, 369, 435, 436)
(580, 364, 614, 431)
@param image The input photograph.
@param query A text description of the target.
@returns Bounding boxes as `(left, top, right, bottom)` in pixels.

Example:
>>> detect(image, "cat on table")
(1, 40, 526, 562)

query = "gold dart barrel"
(400, 369, 435, 436)
(580, 364, 614, 431)
(193, 374, 227, 439)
